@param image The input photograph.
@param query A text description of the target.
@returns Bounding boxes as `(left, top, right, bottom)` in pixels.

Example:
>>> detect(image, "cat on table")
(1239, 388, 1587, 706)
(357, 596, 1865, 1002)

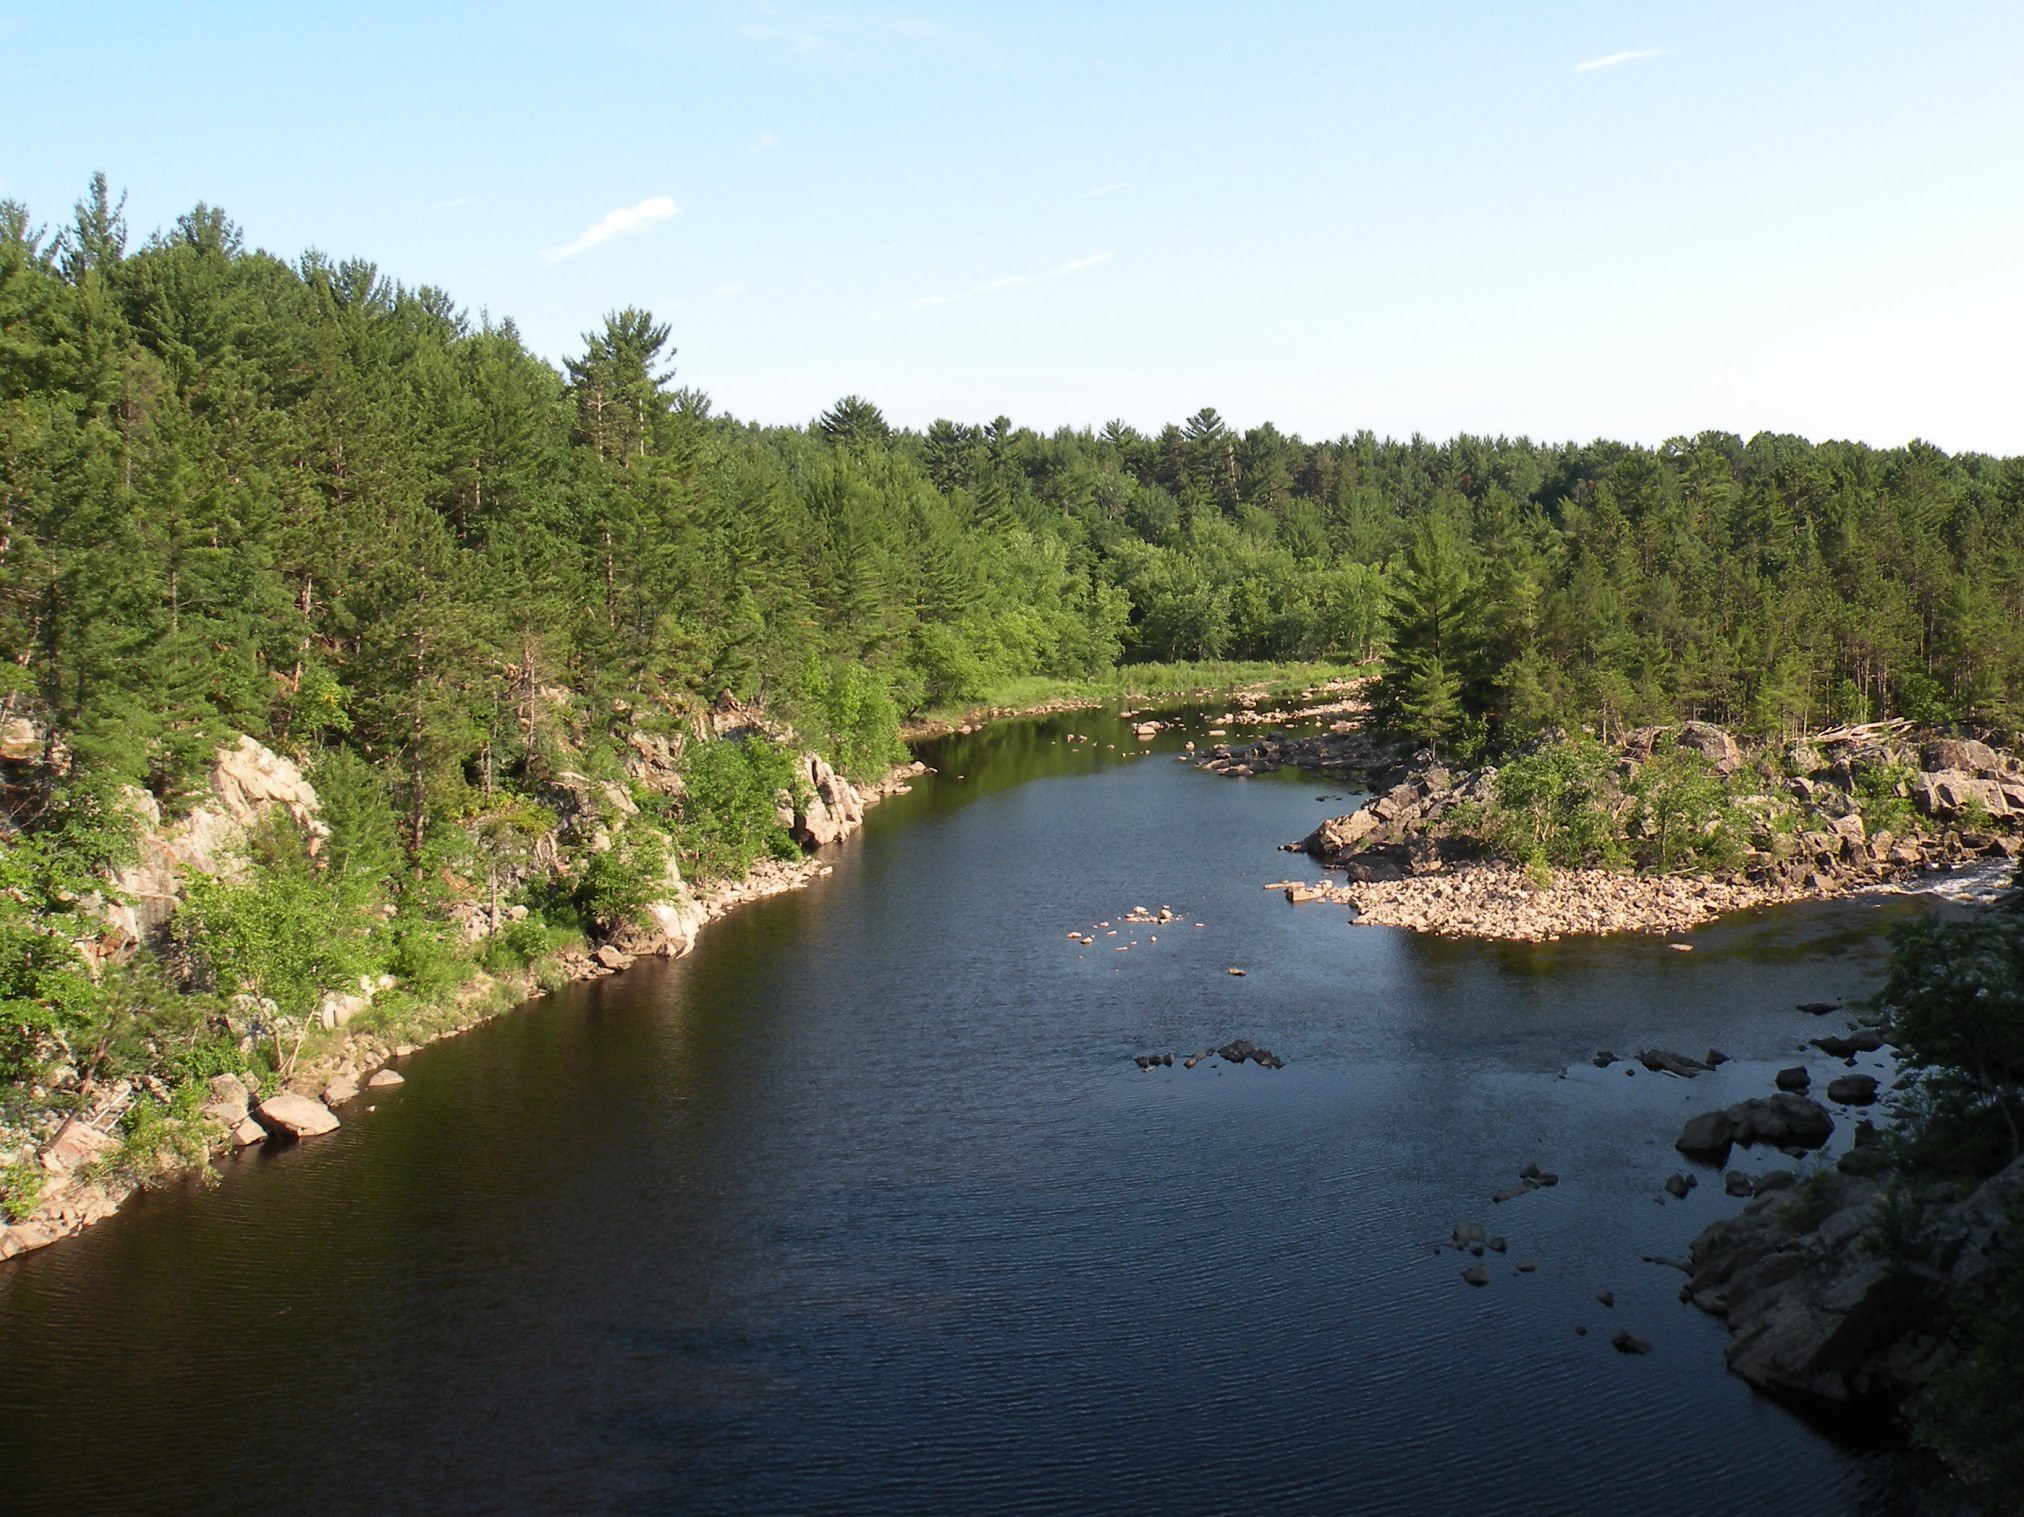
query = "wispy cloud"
(713, 282, 747, 299)
(433, 193, 482, 211)
(1575, 48, 1665, 73)
(747, 131, 780, 155)
(545, 196, 679, 263)
(1081, 180, 1129, 200)
(876, 252, 1113, 318)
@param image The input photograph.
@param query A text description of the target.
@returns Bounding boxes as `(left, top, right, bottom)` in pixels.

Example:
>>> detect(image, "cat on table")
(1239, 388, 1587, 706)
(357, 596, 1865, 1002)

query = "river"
(0, 705, 1947, 1514)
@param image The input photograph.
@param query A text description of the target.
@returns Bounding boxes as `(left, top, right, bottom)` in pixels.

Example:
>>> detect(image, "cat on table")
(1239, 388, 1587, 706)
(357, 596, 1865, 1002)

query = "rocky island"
(1203, 721, 2024, 940)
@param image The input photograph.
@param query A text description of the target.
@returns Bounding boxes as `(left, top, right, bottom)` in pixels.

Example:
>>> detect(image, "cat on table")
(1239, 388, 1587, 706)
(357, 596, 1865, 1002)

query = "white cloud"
(433, 193, 481, 211)
(877, 251, 1113, 318)
(1081, 180, 1129, 200)
(714, 282, 747, 299)
(544, 195, 679, 263)
(748, 131, 779, 154)
(1575, 48, 1665, 73)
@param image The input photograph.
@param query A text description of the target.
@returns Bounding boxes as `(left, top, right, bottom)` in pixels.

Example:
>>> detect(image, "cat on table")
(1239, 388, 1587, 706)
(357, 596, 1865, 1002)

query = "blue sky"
(5, 2, 2022, 451)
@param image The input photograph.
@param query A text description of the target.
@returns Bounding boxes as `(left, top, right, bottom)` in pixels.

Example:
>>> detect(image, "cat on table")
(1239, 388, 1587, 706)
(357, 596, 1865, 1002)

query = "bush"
(801, 655, 908, 780)
(481, 916, 566, 973)
(1628, 744, 1745, 874)
(574, 827, 673, 932)
(1486, 736, 1627, 869)
(675, 737, 802, 881)
(1, 1160, 45, 1222)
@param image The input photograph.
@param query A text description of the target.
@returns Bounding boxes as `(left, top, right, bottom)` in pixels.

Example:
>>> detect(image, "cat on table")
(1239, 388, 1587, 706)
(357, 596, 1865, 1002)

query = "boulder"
(1826, 1074, 1879, 1106)
(1461, 1263, 1490, 1287)
(1774, 1066, 1811, 1092)
(1684, 1158, 2024, 1403)
(593, 943, 634, 971)
(1921, 737, 2000, 775)
(322, 1074, 359, 1108)
(1611, 1330, 1653, 1355)
(253, 1092, 340, 1139)
(1639, 1048, 1712, 1078)
(231, 1116, 267, 1148)
(41, 1120, 116, 1171)
(1677, 1095, 1833, 1157)
(1729, 1094, 1835, 1148)
(1678, 721, 1743, 774)
(1676, 1110, 1738, 1157)
(318, 991, 369, 1030)
(366, 1069, 405, 1089)
(1812, 1030, 1886, 1057)
(793, 752, 866, 848)
(202, 1073, 251, 1127)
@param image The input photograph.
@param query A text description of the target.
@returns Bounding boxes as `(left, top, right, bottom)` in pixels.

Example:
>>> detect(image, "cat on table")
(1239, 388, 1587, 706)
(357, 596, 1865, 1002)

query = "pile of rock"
(1194, 726, 1400, 780)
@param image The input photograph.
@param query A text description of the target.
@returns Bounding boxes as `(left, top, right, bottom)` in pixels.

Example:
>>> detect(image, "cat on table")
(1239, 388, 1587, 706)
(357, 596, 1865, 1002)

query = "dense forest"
(4, 179, 2024, 1168)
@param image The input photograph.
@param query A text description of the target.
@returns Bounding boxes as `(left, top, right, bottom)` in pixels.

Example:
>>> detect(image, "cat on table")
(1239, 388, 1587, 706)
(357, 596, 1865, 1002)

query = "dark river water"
(0, 706, 1959, 1515)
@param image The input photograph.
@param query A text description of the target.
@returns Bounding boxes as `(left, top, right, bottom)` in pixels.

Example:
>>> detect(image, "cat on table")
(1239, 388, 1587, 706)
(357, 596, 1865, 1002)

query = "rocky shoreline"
(1207, 721, 2024, 941)
(0, 732, 926, 1264)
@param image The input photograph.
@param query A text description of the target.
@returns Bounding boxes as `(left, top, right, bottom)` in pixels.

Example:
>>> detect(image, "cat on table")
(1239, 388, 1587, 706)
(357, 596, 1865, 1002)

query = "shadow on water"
(0, 700, 1959, 1516)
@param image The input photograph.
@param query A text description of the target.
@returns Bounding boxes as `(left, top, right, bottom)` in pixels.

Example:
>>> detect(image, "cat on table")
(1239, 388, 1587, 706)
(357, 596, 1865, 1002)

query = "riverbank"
(1221, 722, 2024, 942)
(0, 751, 925, 1264)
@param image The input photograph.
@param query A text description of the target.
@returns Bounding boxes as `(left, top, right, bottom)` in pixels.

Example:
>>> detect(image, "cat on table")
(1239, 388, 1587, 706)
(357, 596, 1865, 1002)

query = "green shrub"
(481, 916, 566, 972)
(1628, 744, 1745, 874)
(1, 1160, 45, 1222)
(1486, 736, 1627, 869)
(801, 655, 908, 780)
(675, 738, 802, 881)
(575, 827, 674, 932)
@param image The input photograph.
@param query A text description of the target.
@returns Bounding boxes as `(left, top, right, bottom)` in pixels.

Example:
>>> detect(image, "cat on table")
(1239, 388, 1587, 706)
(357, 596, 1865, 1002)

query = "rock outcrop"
(1684, 1158, 2024, 1404)
(98, 736, 329, 960)
(792, 752, 865, 848)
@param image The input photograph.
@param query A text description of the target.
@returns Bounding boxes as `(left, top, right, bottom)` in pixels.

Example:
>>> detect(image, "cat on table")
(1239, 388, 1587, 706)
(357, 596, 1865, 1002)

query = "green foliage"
(1911, 1196, 2024, 1510)
(104, 1078, 212, 1187)
(1486, 736, 1627, 869)
(0, 782, 136, 1079)
(801, 656, 907, 779)
(1883, 910, 2024, 1159)
(481, 915, 570, 973)
(1628, 743, 1744, 873)
(1852, 759, 1918, 837)
(573, 827, 673, 933)
(1, 1159, 46, 1221)
(174, 816, 382, 1031)
(674, 737, 801, 882)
